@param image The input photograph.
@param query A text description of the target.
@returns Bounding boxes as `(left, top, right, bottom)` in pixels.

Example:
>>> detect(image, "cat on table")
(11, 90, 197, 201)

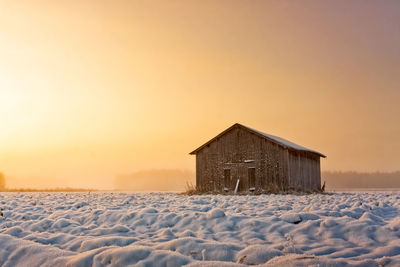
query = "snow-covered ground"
(0, 192, 399, 266)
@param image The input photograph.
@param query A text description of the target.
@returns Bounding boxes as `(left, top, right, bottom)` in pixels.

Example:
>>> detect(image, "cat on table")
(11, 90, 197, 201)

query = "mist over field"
(113, 170, 400, 192)
(3, 170, 400, 192)
(114, 169, 195, 191)
(323, 171, 400, 190)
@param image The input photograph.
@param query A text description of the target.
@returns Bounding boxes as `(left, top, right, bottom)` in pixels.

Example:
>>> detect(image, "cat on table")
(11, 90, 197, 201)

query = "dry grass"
(178, 185, 327, 196)
(177, 182, 198, 195)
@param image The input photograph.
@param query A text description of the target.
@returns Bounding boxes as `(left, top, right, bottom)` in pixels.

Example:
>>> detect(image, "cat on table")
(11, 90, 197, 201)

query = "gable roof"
(189, 123, 326, 158)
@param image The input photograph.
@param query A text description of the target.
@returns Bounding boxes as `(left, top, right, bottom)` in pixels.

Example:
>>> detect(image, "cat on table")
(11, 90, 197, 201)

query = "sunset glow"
(1, 1, 399, 189)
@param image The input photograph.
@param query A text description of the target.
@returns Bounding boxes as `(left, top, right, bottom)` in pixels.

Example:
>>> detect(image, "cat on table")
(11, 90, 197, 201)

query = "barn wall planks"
(194, 125, 323, 192)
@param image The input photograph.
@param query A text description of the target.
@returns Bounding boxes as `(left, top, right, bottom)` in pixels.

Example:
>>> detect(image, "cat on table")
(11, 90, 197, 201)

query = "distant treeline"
(115, 169, 195, 191)
(0, 171, 96, 192)
(2, 187, 97, 192)
(323, 171, 400, 189)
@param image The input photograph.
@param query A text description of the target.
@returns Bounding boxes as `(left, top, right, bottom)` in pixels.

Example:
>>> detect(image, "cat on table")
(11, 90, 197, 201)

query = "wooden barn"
(190, 123, 326, 193)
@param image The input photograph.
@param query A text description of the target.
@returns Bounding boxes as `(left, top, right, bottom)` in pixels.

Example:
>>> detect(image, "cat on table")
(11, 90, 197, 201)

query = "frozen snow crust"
(0, 192, 399, 266)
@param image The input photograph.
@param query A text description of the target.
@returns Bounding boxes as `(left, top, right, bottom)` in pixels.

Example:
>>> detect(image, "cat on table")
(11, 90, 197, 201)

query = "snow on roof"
(240, 124, 326, 158)
(190, 123, 326, 157)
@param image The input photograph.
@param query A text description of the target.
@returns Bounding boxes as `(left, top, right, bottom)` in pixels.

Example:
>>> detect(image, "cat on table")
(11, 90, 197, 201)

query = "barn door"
(224, 164, 250, 192)
(237, 165, 247, 192)
(223, 169, 231, 190)
(248, 167, 256, 190)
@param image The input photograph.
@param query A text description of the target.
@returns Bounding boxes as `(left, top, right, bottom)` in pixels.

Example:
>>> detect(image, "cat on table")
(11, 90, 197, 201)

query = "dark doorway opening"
(224, 169, 231, 189)
(248, 168, 255, 190)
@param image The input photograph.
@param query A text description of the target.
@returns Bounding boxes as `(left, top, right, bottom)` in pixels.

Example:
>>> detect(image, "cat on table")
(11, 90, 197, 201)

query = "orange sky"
(1, 1, 399, 189)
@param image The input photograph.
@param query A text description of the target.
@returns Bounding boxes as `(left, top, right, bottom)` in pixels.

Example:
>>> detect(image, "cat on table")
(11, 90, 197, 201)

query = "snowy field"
(0, 192, 399, 266)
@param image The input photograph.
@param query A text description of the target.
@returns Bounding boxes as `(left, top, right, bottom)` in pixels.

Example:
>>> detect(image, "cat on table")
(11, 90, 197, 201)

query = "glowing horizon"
(1, 1, 399, 189)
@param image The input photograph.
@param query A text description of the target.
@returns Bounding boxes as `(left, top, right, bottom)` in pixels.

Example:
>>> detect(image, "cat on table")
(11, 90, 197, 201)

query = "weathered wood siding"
(195, 126, 322, 192)
(287, 151, 321, 190)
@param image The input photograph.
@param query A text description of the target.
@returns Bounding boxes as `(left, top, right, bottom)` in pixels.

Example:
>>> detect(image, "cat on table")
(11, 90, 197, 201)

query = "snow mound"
(265, 253, 347, 266)
(186, 261, 247, 267)
(207, 208, 226, 219)
(236, 245, 283, 264)
(155, 237, 242, 261)
(386, 217, 400, 231)
(280, 213, 302, 224)
(321, 218, 338, 227)
(91, 245, 191, 266)
(74, 201, 89, 209)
